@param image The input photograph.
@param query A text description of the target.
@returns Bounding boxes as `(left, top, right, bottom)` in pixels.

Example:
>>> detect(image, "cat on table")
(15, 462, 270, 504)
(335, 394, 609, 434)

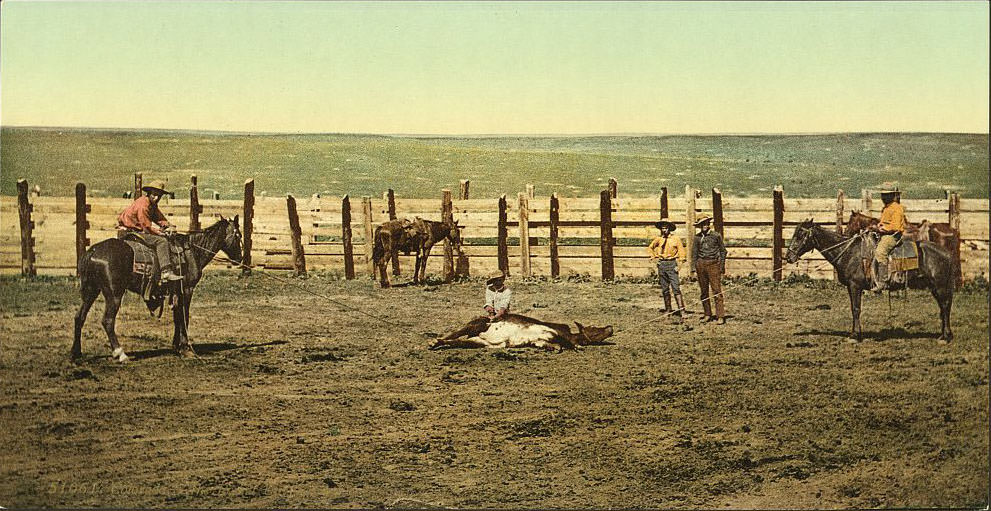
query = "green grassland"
(1, 128, 987, 199)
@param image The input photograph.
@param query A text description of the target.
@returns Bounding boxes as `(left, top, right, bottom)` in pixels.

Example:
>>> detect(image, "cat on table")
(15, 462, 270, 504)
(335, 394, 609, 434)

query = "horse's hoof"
(116, 352, 130, 363)
(179, 348, 198, 359)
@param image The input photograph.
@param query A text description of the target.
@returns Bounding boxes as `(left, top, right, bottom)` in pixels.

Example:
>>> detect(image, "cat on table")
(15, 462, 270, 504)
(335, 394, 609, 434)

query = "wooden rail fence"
(2, 179, 988, 282)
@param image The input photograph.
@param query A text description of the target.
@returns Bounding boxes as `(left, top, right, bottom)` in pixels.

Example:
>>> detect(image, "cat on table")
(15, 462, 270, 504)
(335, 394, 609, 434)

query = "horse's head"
(785, 218, 817, 264)
(846, 211, 878, 234)
(218, 215, 243, 264)
(575, 321, 614, 345)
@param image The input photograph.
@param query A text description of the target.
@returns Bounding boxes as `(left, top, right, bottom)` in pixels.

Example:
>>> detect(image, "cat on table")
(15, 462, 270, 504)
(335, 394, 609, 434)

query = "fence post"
(342, 195, 355, 279)
(526, 184, 535, 200)
(608, 178, 618, 199)
(75, 182, 90, 273)
(712, 187, 724, 239)
(497, 195, 509, 276)
(17, 180, 36, 276)
(190, 175, 202, 232)
(773, 185, 784, 282)
(684, 185, 696, 269)
(834, 189, 844, 282)
(134, 173, 143, 199)
(861, 188, 872, 214)
(549, 193, 560, 278)
(287, 194, 307, 277)
(241, 179, 254, 275)
(459, 180, 470, 200)
(362, 197, 374, 277)
(442, 189, 455, 282)
(949, 192, 963, 287)
(600, 189, 615, 281)
(518, 192, 531, 278)
(660, 186, 668, 219)
(387, 189, 400, 276)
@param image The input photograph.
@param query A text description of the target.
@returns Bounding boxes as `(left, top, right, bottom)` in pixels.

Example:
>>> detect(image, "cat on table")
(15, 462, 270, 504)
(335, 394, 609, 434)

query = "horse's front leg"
(847, 285, 863, 342)
(172, 292, 196, 357)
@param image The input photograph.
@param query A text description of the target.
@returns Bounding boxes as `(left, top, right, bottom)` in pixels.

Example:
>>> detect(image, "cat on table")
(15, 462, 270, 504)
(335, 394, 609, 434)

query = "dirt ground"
(1, 272, 988, 509)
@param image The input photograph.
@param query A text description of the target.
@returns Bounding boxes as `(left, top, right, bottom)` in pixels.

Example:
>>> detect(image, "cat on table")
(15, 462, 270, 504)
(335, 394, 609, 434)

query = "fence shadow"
(792, 327, 940, 342)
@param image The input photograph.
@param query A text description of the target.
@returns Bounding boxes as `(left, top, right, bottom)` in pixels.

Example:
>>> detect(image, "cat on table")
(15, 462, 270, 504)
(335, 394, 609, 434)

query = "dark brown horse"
(73, 216, 243, 361)
(372, 217, 461, 287)
(786, 219, 954, 343)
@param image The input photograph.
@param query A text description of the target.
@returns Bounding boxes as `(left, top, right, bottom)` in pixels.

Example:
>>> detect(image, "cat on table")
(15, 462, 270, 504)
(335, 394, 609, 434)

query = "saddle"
(119, 231, 189, 303)
(862, 233, 920, 287)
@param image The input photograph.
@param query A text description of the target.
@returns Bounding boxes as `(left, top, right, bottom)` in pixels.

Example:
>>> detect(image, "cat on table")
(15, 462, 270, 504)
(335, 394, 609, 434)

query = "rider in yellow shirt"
(870, 183, 908, 292)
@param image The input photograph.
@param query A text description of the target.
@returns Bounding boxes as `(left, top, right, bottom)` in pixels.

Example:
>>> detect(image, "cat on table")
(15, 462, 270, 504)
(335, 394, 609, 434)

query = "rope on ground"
(190, 242, 408, 328)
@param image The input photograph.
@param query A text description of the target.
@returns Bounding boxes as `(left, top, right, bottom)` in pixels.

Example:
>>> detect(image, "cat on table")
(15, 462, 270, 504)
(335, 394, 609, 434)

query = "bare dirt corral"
(1, 273, 988, 509)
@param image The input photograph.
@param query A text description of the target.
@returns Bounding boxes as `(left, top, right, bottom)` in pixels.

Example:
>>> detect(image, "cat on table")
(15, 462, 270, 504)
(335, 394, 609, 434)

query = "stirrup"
(161, 270, 183, 282)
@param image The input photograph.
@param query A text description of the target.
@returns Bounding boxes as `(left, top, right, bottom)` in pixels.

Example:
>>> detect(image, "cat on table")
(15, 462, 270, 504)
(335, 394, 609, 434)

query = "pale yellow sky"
(1, 1, 988, 134)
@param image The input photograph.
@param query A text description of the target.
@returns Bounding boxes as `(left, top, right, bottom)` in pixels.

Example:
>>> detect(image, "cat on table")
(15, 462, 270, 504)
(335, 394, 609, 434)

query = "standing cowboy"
(870, 183, 908, 292)
(691, 214, 728, 324)
(647, 218, 686, 322)
(117, 180, 183, 282)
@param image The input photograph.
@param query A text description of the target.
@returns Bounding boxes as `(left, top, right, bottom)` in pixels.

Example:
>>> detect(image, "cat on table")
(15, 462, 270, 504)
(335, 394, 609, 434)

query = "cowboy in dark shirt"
(691, 215, 728, 324)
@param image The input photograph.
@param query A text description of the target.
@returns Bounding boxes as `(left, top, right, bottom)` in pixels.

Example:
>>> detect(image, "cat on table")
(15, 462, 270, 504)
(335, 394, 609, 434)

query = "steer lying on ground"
(429, 314, 614, 351)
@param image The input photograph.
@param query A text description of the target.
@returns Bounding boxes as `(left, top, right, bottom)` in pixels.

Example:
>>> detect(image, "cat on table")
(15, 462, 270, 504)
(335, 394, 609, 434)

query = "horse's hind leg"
(73, 285, 100, 359)
(931, 288, 953, 343)
(847, 285, 863, 342)
(101, 289, 128, 362)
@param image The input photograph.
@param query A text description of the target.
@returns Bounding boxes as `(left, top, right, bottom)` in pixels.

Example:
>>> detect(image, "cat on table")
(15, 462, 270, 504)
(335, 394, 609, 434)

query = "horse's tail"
(371, 227, 385, 264)
(77, 246, 94, 286)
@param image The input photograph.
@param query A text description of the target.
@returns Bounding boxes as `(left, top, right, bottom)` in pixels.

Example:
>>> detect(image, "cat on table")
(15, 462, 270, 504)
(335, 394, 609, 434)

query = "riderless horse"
(786, 219, 954, 343)
(73, 216, 243, 361)
(372, 217, 461, 287)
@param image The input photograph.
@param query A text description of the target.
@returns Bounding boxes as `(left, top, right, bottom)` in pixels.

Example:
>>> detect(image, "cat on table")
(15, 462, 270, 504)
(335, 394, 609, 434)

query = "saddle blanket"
(889, 239, 920, 272)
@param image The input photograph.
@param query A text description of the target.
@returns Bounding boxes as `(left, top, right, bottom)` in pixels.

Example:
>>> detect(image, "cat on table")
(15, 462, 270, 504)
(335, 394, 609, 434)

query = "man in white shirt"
(484, 271, 512, 321)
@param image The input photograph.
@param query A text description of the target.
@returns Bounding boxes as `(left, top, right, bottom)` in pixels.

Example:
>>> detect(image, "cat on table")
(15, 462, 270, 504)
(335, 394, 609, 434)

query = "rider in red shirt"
(117, 180, 182, 282)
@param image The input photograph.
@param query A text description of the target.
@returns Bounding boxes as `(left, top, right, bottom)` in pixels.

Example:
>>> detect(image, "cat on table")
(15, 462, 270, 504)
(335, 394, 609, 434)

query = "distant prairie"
(1, 128, 987, 199)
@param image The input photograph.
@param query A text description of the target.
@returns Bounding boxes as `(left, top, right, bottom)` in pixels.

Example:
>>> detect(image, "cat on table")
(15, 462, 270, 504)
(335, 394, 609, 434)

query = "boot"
(663, 294, 673, 313)
(870, 261, 888, 292)
(673, 294, 686, 324)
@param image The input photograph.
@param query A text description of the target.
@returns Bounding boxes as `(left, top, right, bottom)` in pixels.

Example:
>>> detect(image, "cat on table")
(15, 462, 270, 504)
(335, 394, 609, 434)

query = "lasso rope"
(190, 242, 407, 327)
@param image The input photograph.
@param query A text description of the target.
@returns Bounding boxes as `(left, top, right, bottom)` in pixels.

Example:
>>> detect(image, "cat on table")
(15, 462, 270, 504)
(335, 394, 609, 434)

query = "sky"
(1, 1, 988, 135)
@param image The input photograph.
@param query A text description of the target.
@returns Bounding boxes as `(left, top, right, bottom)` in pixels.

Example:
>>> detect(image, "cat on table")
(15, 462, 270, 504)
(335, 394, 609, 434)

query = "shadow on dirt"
(128, 340, 288, 360)
(792, 328, 940, 341)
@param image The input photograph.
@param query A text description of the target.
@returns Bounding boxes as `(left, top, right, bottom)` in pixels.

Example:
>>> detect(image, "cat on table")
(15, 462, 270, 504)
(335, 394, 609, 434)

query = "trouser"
(656, 260, 682, 298)
(874, 233, 902, 263)
(145, 234, 175, 271)
(696, 258, 725, 319)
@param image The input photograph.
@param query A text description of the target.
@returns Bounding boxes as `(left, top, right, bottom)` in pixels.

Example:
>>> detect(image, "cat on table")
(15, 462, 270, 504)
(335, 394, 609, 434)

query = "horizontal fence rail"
(1, 179, 988, 282)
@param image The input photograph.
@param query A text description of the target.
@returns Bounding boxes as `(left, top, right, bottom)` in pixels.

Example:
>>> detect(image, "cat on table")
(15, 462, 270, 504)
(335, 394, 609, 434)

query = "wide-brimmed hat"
(694, 214, 713, 227)
(486, 271, 507, 284)
(654, 218, 677, 231)
(141, 180, 170, 196)
(878, 182, 900, 195)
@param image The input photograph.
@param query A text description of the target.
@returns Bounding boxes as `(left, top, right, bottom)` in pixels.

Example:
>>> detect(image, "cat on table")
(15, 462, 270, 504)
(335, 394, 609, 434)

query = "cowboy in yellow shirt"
(870, 183, 908, 292)
(647, 218, 687, 321)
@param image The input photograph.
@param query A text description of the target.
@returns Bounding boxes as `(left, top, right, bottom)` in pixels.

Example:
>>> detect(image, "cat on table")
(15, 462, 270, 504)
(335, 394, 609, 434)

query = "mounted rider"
(870, 182, 908, 292)
(117, 180, 183, 282)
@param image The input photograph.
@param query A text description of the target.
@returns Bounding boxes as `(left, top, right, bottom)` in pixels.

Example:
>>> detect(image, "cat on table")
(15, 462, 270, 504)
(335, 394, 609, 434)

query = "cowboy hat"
(486, 270, 508, 283)
(141, 180, 170, 196)
(694, 214, 713, 227)
(878, 182, 900, 195)
(654, 218, 677, 231)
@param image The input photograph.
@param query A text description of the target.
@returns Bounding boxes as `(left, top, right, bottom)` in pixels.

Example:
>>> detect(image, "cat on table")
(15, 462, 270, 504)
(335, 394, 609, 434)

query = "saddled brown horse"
(73, 216, 242, 361)
(372, 217, 461, 287)
(786, 219, 954, 343)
